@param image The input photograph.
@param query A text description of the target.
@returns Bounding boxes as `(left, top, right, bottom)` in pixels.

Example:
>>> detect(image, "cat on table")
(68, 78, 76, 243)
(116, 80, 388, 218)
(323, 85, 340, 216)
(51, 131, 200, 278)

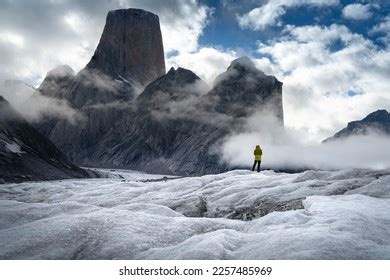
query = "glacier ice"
(0, 168, 389, 259)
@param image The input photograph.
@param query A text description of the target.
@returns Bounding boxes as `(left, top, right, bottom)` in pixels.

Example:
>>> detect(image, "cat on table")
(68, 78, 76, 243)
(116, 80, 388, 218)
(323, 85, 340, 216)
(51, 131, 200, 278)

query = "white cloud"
(372, 16, 390, 33)
(237, 0, 339, 31)
(257, 24, 390, 141)
(166, 47, 237, 85)
(159, 2, 211, 53)
(0, 31, 25, 48)
(371, 16, 390, 45)
(342, 3, 373, 20)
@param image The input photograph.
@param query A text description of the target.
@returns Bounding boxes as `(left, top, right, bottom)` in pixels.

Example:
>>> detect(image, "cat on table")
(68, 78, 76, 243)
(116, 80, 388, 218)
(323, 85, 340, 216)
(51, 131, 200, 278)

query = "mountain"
(0, 96, 93, 183)
(34, 8, 166, 162)
(34, 8, 283, 175)
(206, 56, 283, 122)
(324, 110, 390, 142)
(86, 8, 165, 85)
(88, 66, 229, 175)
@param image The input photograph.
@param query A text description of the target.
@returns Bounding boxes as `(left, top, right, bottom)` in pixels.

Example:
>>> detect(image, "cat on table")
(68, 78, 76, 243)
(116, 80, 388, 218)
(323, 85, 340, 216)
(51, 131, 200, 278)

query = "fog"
(0, 80, 83, 124)
(220, 110, 390, 170)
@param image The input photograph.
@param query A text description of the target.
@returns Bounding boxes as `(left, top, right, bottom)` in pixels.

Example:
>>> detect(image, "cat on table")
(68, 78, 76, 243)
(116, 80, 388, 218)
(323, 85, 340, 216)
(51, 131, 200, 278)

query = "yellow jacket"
(254, 146, 262, 161)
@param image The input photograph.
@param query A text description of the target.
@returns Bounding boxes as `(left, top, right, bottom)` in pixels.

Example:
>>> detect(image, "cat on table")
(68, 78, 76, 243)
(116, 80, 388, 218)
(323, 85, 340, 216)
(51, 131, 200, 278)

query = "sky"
(0, 0, 389, 142)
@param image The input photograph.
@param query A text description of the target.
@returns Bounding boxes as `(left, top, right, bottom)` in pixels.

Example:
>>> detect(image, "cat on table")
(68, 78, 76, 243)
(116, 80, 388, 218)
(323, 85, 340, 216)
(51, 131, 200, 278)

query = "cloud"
(220, 110, 390, 170)
(0, 80, 83, 123)
(166, 47, 238, 85)
(372, 16, 390, 33)
(236, 0, 339, 31)
(256, 24, 390, 141)
(371, 16, 390, 44)
(342, 3, 373, 20)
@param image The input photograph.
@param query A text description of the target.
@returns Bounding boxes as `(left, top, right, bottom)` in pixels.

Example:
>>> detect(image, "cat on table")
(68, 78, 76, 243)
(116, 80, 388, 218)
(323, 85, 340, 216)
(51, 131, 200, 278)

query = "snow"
(0, 168, 389, 259)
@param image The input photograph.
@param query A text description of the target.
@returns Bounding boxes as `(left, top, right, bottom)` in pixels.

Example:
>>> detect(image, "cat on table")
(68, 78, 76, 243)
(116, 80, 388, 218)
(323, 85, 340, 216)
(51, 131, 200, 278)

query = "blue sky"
(198, 0, 389, 53)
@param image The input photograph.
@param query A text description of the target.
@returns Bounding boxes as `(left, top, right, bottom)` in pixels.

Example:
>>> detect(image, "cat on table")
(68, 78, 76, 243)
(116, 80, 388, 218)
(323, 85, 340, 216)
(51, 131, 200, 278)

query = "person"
(252, 145, 262, 172)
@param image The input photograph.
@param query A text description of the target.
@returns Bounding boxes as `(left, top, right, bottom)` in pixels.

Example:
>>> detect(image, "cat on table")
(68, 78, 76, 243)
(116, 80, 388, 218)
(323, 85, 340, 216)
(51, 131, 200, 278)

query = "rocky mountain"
(324, 109, 390, 142)
(0, 96, 93, 183)
(89, 66, 229, 175)
(34, 8, 283, 175)
(206, 56, 283, 122)
(86, 9, 165, 85)
(34, 8, 166, 162)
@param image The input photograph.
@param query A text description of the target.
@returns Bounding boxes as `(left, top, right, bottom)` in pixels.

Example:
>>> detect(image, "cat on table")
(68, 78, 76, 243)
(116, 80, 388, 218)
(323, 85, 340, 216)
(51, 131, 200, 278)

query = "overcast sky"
(0, 0, 389, 141)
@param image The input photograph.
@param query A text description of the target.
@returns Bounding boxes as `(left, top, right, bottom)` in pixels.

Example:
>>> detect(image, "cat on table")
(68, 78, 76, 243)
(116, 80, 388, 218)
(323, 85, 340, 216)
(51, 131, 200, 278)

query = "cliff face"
(86, 9, 165, 86)
(324, 110, 390, 142)
(0, 96, 92, 183)
(35, 8, 166, 162)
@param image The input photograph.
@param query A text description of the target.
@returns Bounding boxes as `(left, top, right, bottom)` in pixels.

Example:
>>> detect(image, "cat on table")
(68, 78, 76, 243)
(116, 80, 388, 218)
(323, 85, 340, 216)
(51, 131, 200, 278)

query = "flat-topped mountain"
(86, 9, 165, 86)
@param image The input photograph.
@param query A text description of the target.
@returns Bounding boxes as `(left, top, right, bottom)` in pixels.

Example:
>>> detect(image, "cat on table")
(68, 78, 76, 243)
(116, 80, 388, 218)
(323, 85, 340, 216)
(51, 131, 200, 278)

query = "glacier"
(0, 168, 389, 259)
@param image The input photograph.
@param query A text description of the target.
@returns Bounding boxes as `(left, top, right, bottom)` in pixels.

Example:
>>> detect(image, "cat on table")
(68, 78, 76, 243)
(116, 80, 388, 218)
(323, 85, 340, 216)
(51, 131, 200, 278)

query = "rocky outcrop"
(35, 8, 166, 162)
(324, 110, 390, 142)
(206, 56, 283, 122)
(74, 66, 228, 174)
(0, 96, 93, 183)
(86, 8, 165, 86)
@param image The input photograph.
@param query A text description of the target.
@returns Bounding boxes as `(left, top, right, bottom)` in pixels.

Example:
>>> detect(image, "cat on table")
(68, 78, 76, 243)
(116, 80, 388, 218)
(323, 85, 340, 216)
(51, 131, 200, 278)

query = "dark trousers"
(252, 160, 261, 172)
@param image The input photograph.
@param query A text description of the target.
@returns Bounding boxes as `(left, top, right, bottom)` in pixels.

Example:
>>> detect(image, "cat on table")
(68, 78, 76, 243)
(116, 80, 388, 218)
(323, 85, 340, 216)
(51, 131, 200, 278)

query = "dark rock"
(34, 8, 166, 163)
(86, 8, 165, 86)
(205, 56, 283, 122)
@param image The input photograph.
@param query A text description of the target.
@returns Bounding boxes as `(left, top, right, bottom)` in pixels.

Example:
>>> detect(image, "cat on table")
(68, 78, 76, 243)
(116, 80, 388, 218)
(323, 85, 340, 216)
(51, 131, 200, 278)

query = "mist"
(220, 110, 390, 171)
(0, 80, 83, 124)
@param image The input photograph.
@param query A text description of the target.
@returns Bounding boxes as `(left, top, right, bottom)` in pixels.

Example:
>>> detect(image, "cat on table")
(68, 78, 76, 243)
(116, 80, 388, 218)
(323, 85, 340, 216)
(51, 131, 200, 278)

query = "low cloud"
(220, 110, 390, 170)
(0, 80, 83, 124)
(257, 23, 390, 141)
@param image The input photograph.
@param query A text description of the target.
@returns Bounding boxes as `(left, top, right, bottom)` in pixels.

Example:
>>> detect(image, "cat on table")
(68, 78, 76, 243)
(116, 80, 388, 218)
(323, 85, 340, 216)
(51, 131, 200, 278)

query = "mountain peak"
(228, 56, 259, 73)
(362, 109, 390, 122)
(46, 65, 75, 78)
(85, 8, 165, 86)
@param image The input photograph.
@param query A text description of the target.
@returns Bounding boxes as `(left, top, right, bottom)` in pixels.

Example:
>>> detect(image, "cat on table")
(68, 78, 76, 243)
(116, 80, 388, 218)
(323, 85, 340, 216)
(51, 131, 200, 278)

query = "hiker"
(252, 145, 262, 172)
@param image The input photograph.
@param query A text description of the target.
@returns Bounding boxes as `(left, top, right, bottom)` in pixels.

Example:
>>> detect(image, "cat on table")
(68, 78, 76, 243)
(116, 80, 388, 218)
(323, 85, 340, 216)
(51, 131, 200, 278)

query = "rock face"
(89, 67, 229, 175)
(0, 96, 92, 183)
(86, 9, 165, 85)
(206, 56, 283, 122)
(35, 8, 166, 162)
(35, 9, 283, 175)
(324, 110, 390, 142)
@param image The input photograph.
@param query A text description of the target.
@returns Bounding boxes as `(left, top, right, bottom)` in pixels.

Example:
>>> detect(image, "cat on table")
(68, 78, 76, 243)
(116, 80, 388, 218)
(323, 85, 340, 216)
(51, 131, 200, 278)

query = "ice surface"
(0, 168, 389, 259)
